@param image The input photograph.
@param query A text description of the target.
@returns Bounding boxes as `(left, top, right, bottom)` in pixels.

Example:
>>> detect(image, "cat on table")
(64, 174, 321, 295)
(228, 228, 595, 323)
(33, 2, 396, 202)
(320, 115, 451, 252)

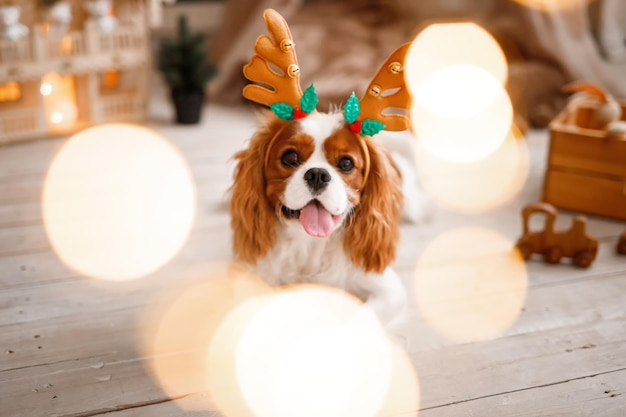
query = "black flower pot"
(172, 90, 205, 125)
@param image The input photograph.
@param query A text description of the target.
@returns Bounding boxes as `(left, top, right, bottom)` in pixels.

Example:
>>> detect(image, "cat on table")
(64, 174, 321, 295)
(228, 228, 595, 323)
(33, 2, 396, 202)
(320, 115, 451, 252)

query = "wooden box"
(543, 102, 626, 221)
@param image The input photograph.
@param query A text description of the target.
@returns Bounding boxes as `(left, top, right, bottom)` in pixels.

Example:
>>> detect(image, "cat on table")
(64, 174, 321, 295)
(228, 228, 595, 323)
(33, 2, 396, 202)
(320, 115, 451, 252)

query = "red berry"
(293, 108, 308, 120)
(349, 120, 362, 134)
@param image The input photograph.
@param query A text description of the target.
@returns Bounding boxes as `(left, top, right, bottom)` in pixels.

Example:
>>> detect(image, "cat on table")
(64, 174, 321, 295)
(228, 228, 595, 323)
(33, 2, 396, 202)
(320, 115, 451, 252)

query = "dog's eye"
(281, 150, 299, 167)
(337, 157, 354, 173)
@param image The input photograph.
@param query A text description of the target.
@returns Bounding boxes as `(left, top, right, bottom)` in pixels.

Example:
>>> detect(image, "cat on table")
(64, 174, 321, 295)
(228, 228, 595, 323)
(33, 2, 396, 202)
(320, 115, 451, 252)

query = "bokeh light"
(411, 65, 513, 163)
(42, 124, 196, 281)
(414, 65, 504, 119)
(207, 286, 420, 417)
(415, 126, 529, 214)
(48, 100, 78, 127)
(40, 82, 53, 96)
(140, 264, 270, 412)
(405, 22, 513, 164)
(405, 22, 507, 86)
(511, 0, 596, 11)
(236, 288, 391, 417)
(414, 227, 528, 342)
(41, 73, 78, 130)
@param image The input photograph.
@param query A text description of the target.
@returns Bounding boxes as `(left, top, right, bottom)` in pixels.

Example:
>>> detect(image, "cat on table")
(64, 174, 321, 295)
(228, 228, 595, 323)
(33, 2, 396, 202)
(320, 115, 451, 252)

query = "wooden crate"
(543, 102, 626, 221)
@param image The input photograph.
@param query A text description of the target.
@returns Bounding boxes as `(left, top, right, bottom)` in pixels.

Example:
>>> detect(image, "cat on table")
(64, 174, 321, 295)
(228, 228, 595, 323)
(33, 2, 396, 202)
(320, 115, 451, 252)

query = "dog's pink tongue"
(299, 201, 335, 238)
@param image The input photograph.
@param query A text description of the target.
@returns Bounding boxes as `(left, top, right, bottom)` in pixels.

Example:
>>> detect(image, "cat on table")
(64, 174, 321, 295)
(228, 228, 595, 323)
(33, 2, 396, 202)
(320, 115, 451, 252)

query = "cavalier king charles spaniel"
(229, 9, 425, 326)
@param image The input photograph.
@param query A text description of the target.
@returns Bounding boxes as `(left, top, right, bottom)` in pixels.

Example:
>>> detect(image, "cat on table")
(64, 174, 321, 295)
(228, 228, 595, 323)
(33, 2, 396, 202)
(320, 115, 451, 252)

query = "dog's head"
(230, 110, 403, 272)
(230, 9, 411, 273)
(265, 111, 368, 238)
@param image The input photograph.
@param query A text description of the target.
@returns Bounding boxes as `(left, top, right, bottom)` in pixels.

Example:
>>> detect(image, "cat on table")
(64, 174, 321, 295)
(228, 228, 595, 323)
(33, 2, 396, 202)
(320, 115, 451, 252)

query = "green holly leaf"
(343, 92, 360, 124)
(300, 85, 318, 114)
(361, 119, 386, 136)
(270, 103, 295, 121)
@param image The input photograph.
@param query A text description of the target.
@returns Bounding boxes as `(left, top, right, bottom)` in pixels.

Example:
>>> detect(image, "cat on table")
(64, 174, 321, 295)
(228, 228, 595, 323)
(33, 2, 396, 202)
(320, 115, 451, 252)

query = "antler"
(242, 9, 303, 108)
(359, 43, 412, 131)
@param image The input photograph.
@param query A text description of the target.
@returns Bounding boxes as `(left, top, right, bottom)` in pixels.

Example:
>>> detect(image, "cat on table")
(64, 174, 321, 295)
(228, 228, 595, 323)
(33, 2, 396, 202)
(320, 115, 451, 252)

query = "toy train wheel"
(618, 236, 626, 255)
(543, 246, 562, 264)
(515, 242, 532, 260)
(573, 250, 594, 268)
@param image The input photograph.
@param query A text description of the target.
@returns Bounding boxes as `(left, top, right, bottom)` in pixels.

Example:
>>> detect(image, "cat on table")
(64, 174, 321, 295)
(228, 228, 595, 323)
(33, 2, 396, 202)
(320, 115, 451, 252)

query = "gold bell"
(388, 62, 402, 74)
(280, 39, 295, 52)
(287, 64, 300, 78)
(369, 85, 381, 97)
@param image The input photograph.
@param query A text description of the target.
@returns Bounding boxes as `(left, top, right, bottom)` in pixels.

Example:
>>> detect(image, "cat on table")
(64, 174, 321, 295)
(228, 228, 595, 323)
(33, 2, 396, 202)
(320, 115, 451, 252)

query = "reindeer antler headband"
(243, 9, 412, 180)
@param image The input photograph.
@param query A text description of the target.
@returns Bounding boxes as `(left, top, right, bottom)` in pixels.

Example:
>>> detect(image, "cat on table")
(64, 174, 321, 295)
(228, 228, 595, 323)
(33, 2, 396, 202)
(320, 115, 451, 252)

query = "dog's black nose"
(304, 168, 331, 193)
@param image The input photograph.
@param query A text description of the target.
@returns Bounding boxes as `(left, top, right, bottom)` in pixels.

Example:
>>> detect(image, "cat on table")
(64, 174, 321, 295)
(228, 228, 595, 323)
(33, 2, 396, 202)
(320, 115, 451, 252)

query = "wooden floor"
(1, 100, 626, 417)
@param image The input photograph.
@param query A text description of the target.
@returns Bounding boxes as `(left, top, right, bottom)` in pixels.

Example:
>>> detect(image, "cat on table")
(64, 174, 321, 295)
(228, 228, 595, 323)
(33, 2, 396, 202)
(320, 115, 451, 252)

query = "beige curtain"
(517, 0, 626, 97)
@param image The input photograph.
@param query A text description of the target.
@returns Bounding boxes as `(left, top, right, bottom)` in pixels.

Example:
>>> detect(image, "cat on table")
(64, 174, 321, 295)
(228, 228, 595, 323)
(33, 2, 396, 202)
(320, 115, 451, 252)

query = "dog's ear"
(344, 140, 402, 273)
(230, 115, 284, 263)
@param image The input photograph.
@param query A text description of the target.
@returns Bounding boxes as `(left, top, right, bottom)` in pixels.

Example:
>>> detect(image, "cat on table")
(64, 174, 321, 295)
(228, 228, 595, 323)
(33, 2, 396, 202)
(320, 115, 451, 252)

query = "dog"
(229, 9, 425, 326)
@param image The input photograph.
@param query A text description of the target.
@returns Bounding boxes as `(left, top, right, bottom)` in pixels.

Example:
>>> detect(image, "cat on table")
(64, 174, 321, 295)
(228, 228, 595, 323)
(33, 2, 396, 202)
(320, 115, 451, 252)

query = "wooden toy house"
(0, 0, 152, 145)
(543, 100, 626, 221)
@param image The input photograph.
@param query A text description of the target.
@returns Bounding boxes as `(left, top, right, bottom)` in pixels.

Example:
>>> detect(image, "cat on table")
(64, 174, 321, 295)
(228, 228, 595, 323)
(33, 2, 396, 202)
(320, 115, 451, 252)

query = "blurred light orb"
(415, 65, 503, 119)
(410, 65, 513, 164)
(405, 22, 512, 164)
(415, 126, 530, 214)
(209, 286, 396, 417)
(511, 0, 594, 11)
(141, 266, 270, 413)
(414, 227, 529, 342)
(43, 124, 196, 281)
(49, 111, 64, 124)
(48, 100, 77, 127)
(40, 82, 53, 96)
(405, 22, 508, 87)
(41, 73, 63, 93)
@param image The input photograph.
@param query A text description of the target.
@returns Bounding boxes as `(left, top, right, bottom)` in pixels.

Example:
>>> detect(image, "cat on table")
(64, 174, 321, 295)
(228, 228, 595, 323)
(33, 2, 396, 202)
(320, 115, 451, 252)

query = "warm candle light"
(60, 34, 73, 55)
(0, 82, 21, 102)
(101, 69, 119, 89)
(41, 73, 78, 131)
(40, 82, 53, 96)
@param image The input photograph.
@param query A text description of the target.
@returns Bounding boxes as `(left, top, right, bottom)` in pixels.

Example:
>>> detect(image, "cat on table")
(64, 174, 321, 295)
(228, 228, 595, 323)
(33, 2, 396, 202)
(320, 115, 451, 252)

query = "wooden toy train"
(515, 202, 598, 268)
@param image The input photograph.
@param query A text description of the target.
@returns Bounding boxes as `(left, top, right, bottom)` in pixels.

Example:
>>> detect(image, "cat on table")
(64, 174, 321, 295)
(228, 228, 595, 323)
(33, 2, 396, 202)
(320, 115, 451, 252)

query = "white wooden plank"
(419, 367, 626, 417)
(82, 393, 220, 417)
(69, 365, 626, 417)
(1, 308, 139, 373)
(411, 315, 626, 409)
(0, 239, 234, 327)
(0, 352, 166, 417)
(0, 175, 46, 205)
(0, 140, 65, 179)
(0, 250, 77, 288)
(0, 224, 50, 255)
(0, 220, 233, 291)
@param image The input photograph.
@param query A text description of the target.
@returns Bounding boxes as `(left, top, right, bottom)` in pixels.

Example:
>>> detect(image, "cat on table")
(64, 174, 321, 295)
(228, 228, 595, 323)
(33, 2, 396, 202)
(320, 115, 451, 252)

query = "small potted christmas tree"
(158, 15, 217, 124)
